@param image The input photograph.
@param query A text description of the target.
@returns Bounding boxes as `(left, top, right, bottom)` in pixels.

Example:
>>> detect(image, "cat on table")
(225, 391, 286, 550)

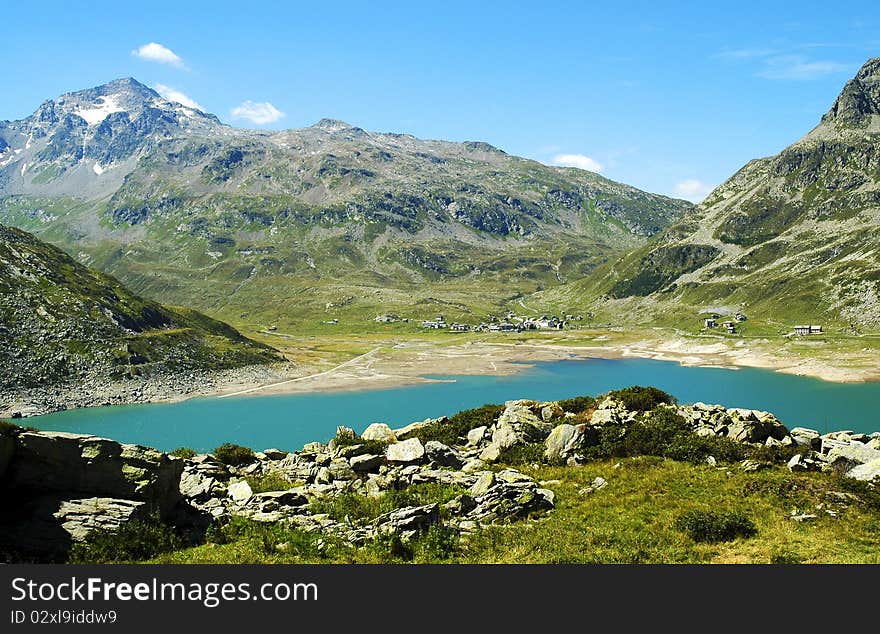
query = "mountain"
(0, 79, 691, 326)
(0, 222, 279, 400)
(548, 57, 880, 328)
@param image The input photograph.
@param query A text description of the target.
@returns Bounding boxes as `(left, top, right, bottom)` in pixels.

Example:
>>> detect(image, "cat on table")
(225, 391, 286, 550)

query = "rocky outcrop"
(0, 427, 187, 560)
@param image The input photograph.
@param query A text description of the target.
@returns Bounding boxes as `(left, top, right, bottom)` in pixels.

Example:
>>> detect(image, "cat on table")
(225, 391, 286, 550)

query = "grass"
(149, 458, 880, 564)
(309, 482, 466, 522)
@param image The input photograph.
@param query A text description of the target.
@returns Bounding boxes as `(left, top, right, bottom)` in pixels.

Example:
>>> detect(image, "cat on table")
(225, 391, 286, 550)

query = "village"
(370, 311, 583, 333)
(701, 311, 823, 337)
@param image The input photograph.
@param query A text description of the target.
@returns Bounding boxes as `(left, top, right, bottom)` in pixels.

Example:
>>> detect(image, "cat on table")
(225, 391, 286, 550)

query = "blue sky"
(3, 1, 878, 201)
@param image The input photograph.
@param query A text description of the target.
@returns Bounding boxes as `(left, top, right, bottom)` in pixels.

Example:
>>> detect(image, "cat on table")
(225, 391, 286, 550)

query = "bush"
(607, 386, 676, 411)
(0, 420, 21, 436)
(557, 396, 596, 415)
(67, 516, 184, 563)
(310, 483, 466, 522)
(622, 407, 691, 456)
(246, 472, 295, 493)
(498, 442, 546, 465)
(666, 434, 749, 464)
(405, 404, 504, 446)
(413, 524, 460, 561)
(213, 443, 255, 466)
(675, 509, 757, 543)
(170, 447, 197, 459)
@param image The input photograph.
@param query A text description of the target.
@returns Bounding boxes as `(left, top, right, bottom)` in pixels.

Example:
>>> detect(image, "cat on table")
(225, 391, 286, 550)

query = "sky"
(2, 1, 878, 202)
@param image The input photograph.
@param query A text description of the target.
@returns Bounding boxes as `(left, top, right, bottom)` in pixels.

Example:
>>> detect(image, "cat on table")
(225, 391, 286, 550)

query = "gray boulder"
(361, 423, 397, 443)
(385, 438, 426, 464)
(350, 453, 385, 473)
(846, 458, 880, 483)
(425, 441, 464, 468)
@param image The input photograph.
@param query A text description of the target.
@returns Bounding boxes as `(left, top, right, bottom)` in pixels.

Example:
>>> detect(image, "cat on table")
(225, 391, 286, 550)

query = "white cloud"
(551, 153, 604, 173)
(154, 84, 204, 111)
(755, 55, 851, 80)
(673, 179, 716, 203)
(230, 100, 285, 125)
(132, 42, 185, 68)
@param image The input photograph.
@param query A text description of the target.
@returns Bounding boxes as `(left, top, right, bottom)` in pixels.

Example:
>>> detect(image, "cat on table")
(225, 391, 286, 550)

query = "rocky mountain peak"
(311, 118, 357, 132)
(821, 56, 880, 127)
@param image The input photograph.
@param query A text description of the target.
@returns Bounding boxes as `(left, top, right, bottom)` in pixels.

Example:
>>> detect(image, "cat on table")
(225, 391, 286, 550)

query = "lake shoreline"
(3, 335, 879, 419)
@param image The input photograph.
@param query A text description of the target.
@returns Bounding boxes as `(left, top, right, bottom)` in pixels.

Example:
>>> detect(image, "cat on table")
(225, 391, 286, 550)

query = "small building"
(735, 313, 747, 322)
(450, 323, 470, 332)
(722, 320, 736, 333)
(794, 324, 823, 336)
(374, 314, 399, 323)
(704, 318, 717, 328)
(810, 325, 823, 334)
(498, 323, 517, 332)
(422, 316, 447, 329)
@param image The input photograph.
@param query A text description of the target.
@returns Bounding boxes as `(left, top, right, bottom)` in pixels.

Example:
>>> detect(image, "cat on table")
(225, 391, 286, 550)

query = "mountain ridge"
(0, 77, 692, 326)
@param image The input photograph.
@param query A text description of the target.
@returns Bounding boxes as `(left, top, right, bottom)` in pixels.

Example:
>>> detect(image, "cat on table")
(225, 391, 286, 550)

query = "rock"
(590, 409, 617, 425)
(361, 423, 397, 443)
(591, 476, 607, 491)
(328, 458, 356, 481)
(739, 459, 769, 472)
(467, 426, 488, 446)
(790, 511, 818, 522)
(227, 480, 253, 504)
(825, 443, 880, 467)
(478, 444, 502, 463)
(706, 456, 717, 467)
(7, 431, 183, 515)
(470, 472, 496, 497)
(443, 494, 476, 515)
(179, 468, 221, 500)
(790, 427, 821, 449)
(365, 476, 384, 498)
(262, 448, 288, 460)
(251, 489, 308, 509)
(462, 458, 486, 473)
(535, 488, 556, 507)
(846, 458, 880, 483)
(56, 497, 148, 542)
(424, 441, 464, 468)
(315, 466, 333, 484)
(376, 504, 441, 537)
(540, 403, 564, 421)
(350, 453, 384, 473)
(385, 438, 426, 464)
(544, 423, 593, 463)
(787, 454, 807, 472)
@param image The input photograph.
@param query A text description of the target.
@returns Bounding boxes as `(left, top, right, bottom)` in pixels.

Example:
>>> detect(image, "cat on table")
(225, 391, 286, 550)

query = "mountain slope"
(0, 223, 279, 397)
(547, 57, 880, 328)
(0, 79, 691, 325)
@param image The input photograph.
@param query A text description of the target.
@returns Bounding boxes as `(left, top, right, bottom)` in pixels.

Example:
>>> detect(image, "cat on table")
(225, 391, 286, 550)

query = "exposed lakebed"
(29, 357, 880, 451)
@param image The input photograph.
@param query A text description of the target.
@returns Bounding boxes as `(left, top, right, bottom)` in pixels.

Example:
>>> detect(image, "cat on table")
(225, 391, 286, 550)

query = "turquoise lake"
(28, 357, 880, 452)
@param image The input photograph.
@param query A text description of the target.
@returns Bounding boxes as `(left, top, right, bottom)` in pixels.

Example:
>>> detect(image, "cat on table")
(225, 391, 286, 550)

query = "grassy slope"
(152, 458, 880, 564)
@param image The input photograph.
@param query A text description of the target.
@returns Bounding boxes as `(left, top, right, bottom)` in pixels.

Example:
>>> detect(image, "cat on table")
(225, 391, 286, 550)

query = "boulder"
(466, 426, 488, 446)
(6, 431, 183, 515)
(262, 448, 288, 461)
(846, 458, 880, 483)
(825, 443, 880, 467)
(424, 441, 464, 468)
(376, 503, 441, 538)
(544, 423, 593, 463)
(470, 472, 496, 497)
(361, 423, 397, 443)
(385, 438, 426, 464)
(55, 497, 148, 542)
(790, 427, 821, 449)
(478, 443, 503, 463)
(227, 480, 253, 504)
(350, 453, 385, 473)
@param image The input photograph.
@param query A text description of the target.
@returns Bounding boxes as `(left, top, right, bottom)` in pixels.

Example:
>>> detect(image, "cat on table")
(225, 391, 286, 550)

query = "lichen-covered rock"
(361, 423, 397, 443)
(385, 438, 426, 464)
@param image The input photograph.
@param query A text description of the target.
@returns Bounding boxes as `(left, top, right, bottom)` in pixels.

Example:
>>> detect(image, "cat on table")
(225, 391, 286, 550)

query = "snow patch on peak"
(74, 95, 126, 125)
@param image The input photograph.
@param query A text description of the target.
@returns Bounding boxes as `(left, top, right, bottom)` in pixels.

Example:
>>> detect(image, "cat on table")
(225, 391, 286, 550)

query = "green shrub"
(498, 442, 546, 465)
(413, 524, 460, 561)
(557, 396, 596, 414)
(666, 434, 749, 464)
(310, 483, 466, 522)
(404, 404, 504, 445)
(170, 447, 197, 459)
(622, 407, 691, 456)
(246, 472, 295, 493)
(607, 386, 677, 411)
(67, 516, 183, 563)
(213, 443, 255, 466)
(675, 509, 757, 543)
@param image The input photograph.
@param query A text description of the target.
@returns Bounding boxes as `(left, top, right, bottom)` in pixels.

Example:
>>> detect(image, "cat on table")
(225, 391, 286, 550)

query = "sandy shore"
(208, 335, 880, 401)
